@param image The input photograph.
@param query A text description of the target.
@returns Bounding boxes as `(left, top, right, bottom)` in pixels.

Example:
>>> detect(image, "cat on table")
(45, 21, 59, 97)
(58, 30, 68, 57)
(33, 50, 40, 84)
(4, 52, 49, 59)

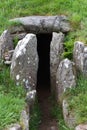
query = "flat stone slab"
(10, 16, 70, 34)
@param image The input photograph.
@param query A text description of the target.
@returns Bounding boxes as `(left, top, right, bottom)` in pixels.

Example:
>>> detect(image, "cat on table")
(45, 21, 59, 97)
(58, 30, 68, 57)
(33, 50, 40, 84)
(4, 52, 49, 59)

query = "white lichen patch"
(56, 81, 58, 84)
(16, 74, 20, 80)
(64, 63, 69, 68)
(16, 82, 19, 86)
(28, 61, 30, 64)
(26, 90, 36, 99)
(84, 47, 87, 53)
(19, 62, 21, 65)
(23, 78, 25, 82)
(29, 76, 31, 79)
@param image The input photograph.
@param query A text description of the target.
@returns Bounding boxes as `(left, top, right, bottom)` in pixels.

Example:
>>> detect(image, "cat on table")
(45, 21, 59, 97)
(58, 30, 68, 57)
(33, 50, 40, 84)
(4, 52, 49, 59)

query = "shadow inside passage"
(36, 33, 52, 91)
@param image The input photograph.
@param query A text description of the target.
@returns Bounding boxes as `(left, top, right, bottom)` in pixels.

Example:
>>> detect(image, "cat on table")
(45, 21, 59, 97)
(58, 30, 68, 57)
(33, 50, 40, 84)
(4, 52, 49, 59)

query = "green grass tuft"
(29, 99, 41, 130)
(64, 76, 87, 125)
(0, 63, 26, 129)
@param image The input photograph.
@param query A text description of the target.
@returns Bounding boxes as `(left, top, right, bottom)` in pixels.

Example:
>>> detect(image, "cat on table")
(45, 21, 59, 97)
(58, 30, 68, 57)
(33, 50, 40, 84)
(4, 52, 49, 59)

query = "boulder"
(56, 58, 76, 102)
(10, 16, 70, 34)
(73, 41, 87, 76)
(10, 34, 38, 90)
(50, 32, 64, 91)
(0, 30, 14, 59)
(75, 124, 87, 130)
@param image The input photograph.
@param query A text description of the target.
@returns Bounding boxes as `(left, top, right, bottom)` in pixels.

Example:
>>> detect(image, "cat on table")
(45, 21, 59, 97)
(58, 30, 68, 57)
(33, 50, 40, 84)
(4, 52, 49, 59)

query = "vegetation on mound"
(29, 99, 41, 130)
(64, 76, 87, 126)
(0, 0, 87, 129)
(0, 62, 26, 129)
(1, 0, 87, 59)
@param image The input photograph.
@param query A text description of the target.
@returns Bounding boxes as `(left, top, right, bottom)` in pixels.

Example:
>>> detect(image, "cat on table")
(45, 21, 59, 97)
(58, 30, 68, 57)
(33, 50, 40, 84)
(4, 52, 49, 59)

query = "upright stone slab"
(50, 32, 64, 91)
(11, 34, 38, 90)
(56, 58, 76, 102)
(0, 30, 14, 59)
(73, 41, 87, 76)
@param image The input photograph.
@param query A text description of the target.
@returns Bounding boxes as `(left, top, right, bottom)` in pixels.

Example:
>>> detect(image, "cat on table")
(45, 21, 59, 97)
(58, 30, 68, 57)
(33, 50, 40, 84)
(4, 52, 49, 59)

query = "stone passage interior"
(36, 33, 52, 90)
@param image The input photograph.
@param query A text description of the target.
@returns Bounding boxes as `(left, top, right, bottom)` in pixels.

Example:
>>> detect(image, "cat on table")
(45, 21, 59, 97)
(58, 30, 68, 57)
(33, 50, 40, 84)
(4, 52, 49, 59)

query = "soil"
(37, 86, 58, 130)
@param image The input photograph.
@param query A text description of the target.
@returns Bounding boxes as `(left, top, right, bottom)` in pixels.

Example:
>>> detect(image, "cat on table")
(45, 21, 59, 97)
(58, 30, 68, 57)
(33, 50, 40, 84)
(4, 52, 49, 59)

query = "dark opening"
(36, 33, 52, 90)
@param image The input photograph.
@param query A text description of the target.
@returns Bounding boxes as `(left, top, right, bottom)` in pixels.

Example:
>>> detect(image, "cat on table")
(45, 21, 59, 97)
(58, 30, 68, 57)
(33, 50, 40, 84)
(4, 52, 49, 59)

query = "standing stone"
(73, 41, 87, 76)
(56, 58, 76, 102)
(10, 34, 38, 90)
(0, 30, 14, 59)
(62, 100, 76, 129)
(50, 32, 64, 91)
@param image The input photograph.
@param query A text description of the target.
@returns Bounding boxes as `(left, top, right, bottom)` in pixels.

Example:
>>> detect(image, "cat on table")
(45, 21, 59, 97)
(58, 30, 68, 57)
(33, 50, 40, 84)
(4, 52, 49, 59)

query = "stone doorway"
(36, 33, 52, 90)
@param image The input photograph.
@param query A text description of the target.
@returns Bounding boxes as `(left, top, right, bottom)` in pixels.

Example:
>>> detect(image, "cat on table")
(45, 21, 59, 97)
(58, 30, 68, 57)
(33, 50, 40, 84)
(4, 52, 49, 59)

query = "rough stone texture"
(9, 25, 27, 40)
(75, 124, 87, 130)
(50, 32, 64, 91)
(0, 30, 14, 59)
(10, 33, 38, 90)
(8, 124, 22, 130)
(62, 100, 76, 129)
(20, 110, 29, 130)
(10, 16, 70, 34)
(26, 90, 36, 111)
(73, 41, 87, 76)
(56, 58, 76, 102)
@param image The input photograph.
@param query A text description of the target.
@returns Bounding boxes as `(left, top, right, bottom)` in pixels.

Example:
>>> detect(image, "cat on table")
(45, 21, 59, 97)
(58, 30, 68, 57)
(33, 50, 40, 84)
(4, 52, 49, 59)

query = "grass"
(0, 0, 87, 129)
(0, 0, 87, 59)
(64, 75, 87, 126)
(50, 94, 71, 130)
(29, 99, 41, 130)
(0, 62, 26, 129)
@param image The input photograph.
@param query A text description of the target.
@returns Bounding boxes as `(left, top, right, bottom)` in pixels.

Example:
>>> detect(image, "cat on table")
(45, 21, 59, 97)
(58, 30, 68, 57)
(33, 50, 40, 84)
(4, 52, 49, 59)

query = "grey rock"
(50, 32, 64, 91)
(75, 124, 87, 130)
(20, 110, 29, 130)
(10, 33, 38, 90)
(56, 58, 76, 102)
(73, 41, 84, 73)
(9, 25, 25, 34)
(10, 16, 70, 34)
(26, 90, 36, 111)
(73, 41, 87, 76)
(0, 30, 14, 59)
(62, 100, 76, 129)
(12, 33, 27, 41)
(8, 124, 22, 130)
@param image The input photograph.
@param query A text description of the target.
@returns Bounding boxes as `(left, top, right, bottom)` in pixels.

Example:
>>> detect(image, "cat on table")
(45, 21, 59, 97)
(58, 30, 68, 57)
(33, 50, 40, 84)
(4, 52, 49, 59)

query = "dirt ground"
(37, 86, 58, 130)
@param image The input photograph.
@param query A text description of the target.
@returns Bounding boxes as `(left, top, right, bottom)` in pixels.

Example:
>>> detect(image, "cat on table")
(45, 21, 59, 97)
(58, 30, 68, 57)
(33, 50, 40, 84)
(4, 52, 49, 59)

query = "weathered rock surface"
(8, 124, 22, 130)
(26, 90, 36, 111)
(20, 110, 29, 130)
(0, 30, 14, 59)
(73, 41, 87, 76)
(75, 124, 87, 130)
(56, 58, 76, 102)
(10, 33, 38, 90)
(62, 100, 76, 129)
(50, 32, 64, 91)
(10, 16, 70, 34)
(9, 25, 27, 40)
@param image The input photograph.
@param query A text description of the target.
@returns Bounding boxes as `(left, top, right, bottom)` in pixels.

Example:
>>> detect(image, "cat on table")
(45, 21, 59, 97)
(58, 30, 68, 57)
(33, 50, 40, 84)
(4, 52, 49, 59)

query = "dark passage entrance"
(36, 34, 58, 130)
(36, 33, 52, 90)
